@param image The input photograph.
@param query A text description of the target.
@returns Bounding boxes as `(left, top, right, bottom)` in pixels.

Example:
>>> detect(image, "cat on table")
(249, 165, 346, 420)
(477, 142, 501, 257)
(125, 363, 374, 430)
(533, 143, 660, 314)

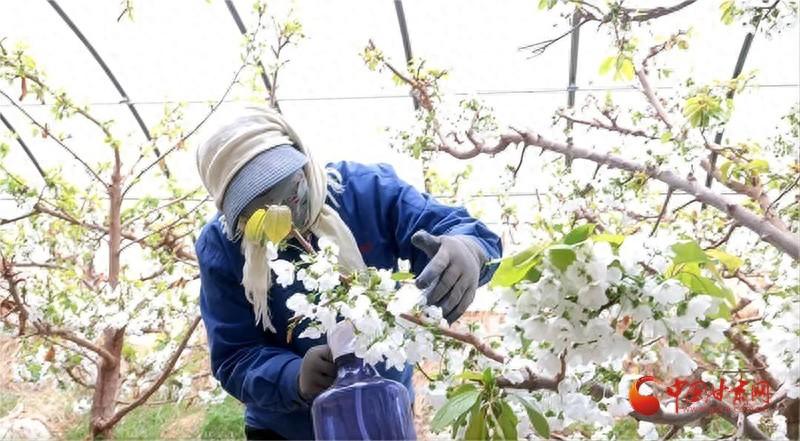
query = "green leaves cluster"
(490, 223, 597, 288)
(683, 92, 730, 128)
(599, 54, 635, 82)
(667, 241, 739, 318)
(430, 369, 549, 440)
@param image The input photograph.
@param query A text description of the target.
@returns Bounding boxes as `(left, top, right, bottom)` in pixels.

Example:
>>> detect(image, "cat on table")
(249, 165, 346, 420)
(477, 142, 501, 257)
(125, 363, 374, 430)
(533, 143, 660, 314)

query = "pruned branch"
(557, 110, 659, 140)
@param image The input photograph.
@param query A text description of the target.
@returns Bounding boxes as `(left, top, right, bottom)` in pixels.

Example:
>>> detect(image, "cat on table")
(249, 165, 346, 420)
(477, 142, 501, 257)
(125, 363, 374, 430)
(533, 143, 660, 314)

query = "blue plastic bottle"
(312, 321, 416, 440)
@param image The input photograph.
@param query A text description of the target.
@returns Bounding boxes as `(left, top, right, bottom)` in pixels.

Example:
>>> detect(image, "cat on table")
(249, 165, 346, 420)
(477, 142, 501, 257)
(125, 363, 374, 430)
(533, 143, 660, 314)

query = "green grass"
(200, 396, 245, 440)
(63, 394, 246, 440)
(65, 403, 191, 440)
(0, 393, 19, 418)
(64, 415, 90, 440)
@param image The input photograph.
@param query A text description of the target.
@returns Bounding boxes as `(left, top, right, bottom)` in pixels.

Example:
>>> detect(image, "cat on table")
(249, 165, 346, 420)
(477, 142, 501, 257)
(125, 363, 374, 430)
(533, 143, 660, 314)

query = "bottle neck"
(334, 353, 375, 380)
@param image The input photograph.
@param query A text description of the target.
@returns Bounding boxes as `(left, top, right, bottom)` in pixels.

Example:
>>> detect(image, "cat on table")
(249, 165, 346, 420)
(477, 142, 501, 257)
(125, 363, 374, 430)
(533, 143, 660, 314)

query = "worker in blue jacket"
(194, 106, 502, 440)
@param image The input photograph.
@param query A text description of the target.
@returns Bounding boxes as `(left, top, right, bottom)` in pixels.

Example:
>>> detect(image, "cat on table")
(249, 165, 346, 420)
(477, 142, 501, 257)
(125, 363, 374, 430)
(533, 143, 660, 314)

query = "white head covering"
(196, 105, 366, 332)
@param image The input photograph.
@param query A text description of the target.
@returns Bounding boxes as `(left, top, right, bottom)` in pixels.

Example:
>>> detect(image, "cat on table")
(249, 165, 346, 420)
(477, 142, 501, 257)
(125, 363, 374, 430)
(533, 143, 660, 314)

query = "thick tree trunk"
(89, 327, 124, 439)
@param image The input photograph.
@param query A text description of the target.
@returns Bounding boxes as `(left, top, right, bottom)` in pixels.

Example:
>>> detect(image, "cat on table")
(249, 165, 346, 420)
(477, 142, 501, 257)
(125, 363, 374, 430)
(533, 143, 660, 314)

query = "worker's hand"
(298, 345, 336, 402)
(411, 230, 488, 324)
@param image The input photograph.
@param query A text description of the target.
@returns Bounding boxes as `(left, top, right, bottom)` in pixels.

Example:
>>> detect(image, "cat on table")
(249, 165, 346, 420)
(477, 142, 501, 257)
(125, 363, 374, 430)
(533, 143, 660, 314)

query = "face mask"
(241, 169, 310, 228)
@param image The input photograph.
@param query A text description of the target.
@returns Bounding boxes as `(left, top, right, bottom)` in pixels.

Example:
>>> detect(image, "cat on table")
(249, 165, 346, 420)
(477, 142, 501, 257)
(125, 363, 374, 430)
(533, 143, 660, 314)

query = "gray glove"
(411, 230, 488, 323)
(298, 345, 336, 401)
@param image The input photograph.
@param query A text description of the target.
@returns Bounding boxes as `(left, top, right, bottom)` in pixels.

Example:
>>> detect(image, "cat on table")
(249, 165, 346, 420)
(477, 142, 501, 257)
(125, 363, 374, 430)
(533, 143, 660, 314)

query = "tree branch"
(557, 110, 659, 140)
(400, 313, 505, 363)
(701, 159, 788, 231)
(509, 129, 799, 259)
(651, 188, 674, 236)
(34, 323, 117, 366)
(631, 398, 767, 439)
(724, 327, 780, 390)
(98, 315, 201, 431)
(373, 42, 798, 259)
(767, 174, 799, 213)
(636, 68, 674, 131)
(122, 62, 249, 198)
(705, 223, 739, 250)
(0, 90, 105, 185)
(622, 0, 698, 22)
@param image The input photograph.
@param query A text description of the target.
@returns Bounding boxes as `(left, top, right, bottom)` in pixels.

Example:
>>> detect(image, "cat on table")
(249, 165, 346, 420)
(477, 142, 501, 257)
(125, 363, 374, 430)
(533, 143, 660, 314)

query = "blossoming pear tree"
(349, 0, 796, 439)
(0, 2, 304, 437)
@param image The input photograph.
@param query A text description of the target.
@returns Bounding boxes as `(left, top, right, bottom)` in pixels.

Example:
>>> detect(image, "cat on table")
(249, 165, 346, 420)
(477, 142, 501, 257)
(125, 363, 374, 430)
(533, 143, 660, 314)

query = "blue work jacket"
(196, 161, 502, 439)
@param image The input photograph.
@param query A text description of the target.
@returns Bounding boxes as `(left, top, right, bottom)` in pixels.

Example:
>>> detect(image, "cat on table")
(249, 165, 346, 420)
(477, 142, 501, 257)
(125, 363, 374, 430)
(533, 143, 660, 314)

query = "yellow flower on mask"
(244, 205, 293, 245)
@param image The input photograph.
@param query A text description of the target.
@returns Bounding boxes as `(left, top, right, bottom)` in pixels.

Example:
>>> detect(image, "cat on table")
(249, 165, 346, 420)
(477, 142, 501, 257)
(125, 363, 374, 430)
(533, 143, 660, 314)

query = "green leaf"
(720, 0, 737, 24)
(448, 383, 478, 397)
(495, 400, 518, 441)
(670, 263, 736, 315)
(746, 159, 769, 174)
(593, 233, 626, 247)
(660, 131, 673, 143)
(683, 93, 723, 127)
(705, 249, 742, 273)
(599, 56, 615, 76)
(720, 161, 734, 182)
(482, 368, 495, 388)
(619, 58, 635, 81)
(430, 389, 481, 433)
(489, 243, 548, 288)
(455, 371, 485, 382)
(549, 244, 576, 272)
(464, 404, 488, 441)
(563, 223, 596, 245)
(391, 271, 414, 281)
(671, 241, 710, 265)
(537, 0, 557, 9)
(509, 396, 550, 439)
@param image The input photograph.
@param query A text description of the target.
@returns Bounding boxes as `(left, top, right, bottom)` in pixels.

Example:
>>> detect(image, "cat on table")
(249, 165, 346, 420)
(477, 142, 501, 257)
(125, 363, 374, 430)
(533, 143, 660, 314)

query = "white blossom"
(271, 259, 295, 287)
(660, 346, 697, 377)
(690, 318, 729, 344)
(649, 280, 687, 305)
(286, 293, 313, 317)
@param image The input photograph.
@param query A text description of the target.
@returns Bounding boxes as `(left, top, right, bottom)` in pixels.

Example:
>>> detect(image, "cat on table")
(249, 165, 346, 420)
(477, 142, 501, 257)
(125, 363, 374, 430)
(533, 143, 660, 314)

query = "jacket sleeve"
(357, 163, 502, 285)
(196, 225, 306, 412)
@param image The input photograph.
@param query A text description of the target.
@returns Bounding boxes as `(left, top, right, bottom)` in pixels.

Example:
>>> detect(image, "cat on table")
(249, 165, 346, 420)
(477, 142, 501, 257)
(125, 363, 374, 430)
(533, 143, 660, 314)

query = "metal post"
(0, 111, 46, 180)
(704, 32, 756, 190)
(567, 11, 582, 110)
(393, 0, 419, 110)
